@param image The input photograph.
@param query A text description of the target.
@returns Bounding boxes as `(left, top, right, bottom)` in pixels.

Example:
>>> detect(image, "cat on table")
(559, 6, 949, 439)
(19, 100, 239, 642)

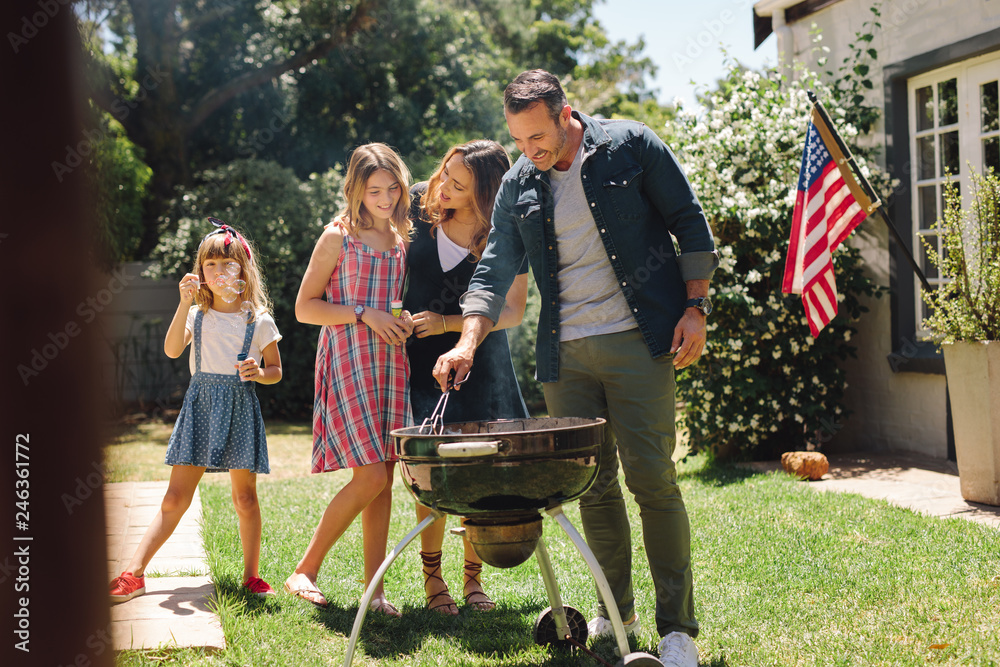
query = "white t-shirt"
(548, 142, 635, 341)
(184, 307, 282, 376)
(436, 225, 472, 272)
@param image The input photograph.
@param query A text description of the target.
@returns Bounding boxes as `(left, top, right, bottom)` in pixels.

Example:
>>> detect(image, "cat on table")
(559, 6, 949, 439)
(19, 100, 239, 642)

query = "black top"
(403, 183, 529, 423)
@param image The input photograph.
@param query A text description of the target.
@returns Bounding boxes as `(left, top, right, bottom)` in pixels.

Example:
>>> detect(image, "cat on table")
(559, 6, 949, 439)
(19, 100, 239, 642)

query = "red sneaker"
(109, 571, 145, 604)
(242, 576, 275, 598)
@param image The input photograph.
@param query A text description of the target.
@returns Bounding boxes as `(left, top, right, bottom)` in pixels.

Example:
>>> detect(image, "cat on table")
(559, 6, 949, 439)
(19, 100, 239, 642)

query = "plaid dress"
(312, 227, 411, 472)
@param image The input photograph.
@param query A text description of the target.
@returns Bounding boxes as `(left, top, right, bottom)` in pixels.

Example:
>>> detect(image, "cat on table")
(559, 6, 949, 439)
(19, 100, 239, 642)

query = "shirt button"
(611, 255, 617, 260)
(600, 228, 606, 233)
(633, 308, 638, 312)
(551, 329, 557, 334)
(623, 180, 628, 185)
(590, 202, 595, 207)
(548, 245, 553, 250)
(621, 281, 627, 286)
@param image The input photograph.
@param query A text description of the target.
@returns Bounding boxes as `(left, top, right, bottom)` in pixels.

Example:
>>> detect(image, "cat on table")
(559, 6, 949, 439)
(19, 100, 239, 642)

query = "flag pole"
(806, 91, 933, 293)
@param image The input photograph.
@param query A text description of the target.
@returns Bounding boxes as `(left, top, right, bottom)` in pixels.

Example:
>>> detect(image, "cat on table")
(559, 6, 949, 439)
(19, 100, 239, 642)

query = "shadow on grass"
(317, 600, 561, 662)
(677, 458, 760, 487)
(213, 575, 285, 618)
(588, 635, 731, 667)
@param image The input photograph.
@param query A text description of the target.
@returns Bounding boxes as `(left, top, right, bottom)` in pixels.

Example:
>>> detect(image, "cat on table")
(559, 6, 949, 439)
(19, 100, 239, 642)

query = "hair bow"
(202, 217, 252, 260)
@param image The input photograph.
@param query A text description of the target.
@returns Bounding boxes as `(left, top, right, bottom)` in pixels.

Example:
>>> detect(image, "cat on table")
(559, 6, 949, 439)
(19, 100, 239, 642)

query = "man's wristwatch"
(684, 297, 712, 316)
(354, 305, 365, 323)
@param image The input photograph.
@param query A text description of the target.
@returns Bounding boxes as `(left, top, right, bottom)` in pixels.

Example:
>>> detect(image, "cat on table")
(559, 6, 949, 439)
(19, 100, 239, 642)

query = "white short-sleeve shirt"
(184, 307, 282, 375)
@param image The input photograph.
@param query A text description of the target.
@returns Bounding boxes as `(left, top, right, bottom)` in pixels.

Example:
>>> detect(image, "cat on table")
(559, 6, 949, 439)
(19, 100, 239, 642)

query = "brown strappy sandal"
(420, 550, 458, 615)
(463, 559, 495, 611)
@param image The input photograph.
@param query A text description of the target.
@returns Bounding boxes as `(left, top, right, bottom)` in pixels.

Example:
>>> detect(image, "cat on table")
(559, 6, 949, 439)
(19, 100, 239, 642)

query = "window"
(908, 52, 1000, 335)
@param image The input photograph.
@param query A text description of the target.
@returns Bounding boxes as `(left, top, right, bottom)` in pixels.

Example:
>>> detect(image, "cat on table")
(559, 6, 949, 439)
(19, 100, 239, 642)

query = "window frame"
(882, 29, 1000, 375)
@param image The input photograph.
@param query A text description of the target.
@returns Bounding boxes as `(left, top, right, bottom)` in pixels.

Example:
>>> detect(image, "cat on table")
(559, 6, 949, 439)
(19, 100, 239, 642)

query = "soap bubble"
(219, 287, 238, 303)
(225, 261, 241, 277)
(214, 275, 227, 288)
(240, 301, 254, 317)
(234, 279, 247, 293)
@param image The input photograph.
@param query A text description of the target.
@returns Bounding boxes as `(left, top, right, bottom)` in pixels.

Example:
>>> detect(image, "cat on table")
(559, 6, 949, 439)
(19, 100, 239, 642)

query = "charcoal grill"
(341, 411, 661, 666)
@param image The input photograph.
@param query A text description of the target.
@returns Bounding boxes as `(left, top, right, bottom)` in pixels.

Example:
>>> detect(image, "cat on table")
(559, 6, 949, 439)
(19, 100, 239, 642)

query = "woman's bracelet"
(440, 313, 446, 333)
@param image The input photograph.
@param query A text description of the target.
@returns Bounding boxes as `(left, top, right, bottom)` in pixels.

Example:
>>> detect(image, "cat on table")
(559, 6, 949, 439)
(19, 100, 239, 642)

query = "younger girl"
(109, 219, 283, 603)
(285, 143, 413, 615)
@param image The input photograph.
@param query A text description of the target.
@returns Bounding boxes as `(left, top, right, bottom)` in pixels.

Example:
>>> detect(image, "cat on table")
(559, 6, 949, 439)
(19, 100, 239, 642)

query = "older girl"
(285, 143, 413, 616)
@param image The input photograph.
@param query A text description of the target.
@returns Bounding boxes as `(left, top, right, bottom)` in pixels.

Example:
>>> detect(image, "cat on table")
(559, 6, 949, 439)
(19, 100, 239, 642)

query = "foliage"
(921, 168, 1000, 342)
(80, 0, 385, 255)
(820, 2, 883, 137)
(507, 274, 545, 413)
(671, 64, 882, 459)
(86, 113, 151, 269)
(146, 160, 344, 419)
(286, 0, 517, 180)
(81, 0, 663, 258)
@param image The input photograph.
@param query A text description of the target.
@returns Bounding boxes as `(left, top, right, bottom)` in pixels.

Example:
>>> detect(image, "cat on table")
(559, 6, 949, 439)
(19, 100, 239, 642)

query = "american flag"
(782, 107, 877, 337)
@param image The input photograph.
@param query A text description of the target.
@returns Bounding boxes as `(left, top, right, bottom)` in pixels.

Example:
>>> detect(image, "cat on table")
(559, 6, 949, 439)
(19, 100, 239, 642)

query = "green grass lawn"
(110, 423, 1000, 666)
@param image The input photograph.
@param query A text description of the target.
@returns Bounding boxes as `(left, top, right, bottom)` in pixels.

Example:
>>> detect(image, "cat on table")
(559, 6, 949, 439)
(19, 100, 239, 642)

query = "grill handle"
(436, 441, 503, 458)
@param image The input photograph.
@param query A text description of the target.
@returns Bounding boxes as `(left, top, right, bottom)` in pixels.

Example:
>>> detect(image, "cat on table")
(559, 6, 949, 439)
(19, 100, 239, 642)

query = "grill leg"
(343, 509, 444, 667)
(534, 536, 571, 639)
(547, 505, 631, 659)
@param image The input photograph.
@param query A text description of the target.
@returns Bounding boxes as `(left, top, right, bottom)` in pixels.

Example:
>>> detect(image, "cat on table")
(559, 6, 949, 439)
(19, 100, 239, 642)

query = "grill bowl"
(392, 417, 605, 517)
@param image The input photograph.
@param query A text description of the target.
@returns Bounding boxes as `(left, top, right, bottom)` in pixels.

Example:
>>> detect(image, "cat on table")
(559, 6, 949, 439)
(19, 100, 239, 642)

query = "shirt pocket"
(514, 196, 544, 254)
(602, 162, 645, 222)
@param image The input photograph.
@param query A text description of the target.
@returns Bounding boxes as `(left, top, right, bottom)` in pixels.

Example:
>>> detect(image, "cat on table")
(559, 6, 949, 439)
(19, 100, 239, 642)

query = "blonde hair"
(194, 229, 271, 320)
(338, 143, 413, 239)
(422, 140, 511, 260)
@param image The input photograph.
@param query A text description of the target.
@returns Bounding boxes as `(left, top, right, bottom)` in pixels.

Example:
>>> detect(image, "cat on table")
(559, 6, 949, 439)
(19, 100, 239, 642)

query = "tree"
(81, 0, 667, 262)
(82, 0, 385, 256)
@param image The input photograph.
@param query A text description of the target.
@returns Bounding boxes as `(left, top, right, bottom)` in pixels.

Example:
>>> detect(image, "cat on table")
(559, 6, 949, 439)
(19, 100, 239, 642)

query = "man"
(433, 70, 717, 667)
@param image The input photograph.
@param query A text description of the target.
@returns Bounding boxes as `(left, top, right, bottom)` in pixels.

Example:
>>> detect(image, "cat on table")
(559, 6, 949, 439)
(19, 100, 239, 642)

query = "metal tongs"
(418, 370, 472, 434)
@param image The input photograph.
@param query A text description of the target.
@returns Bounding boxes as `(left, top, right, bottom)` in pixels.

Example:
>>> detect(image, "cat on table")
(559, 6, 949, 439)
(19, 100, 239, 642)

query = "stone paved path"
(750, 452, 1000, 529)
(105, 481, 225, 652)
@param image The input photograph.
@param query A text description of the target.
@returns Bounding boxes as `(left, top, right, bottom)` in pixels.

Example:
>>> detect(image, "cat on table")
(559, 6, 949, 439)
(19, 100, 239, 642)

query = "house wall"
(766, 0, 1000, 457)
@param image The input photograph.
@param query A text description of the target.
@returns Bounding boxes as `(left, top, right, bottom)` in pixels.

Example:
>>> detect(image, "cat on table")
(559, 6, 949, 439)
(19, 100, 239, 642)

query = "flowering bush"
(671, 65, 884, 459)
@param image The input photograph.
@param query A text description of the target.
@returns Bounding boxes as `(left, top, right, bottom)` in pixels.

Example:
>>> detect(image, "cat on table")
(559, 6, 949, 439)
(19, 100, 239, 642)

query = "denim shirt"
(461, 111, 718, 382)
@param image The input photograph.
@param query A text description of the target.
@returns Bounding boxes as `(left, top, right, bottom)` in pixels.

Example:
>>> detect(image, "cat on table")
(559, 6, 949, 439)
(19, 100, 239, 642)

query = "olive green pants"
(542, 329, 698, 638)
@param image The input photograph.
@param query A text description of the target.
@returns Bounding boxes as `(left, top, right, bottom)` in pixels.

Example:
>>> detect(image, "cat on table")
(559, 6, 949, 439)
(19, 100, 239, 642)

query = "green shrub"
(508, 275, 545, 414)
(87, 116, 151, 270)
(147, 159, 343, 419)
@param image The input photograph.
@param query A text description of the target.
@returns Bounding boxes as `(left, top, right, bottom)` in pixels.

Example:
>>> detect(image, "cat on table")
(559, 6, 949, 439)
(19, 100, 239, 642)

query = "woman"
(404, 139, 530, 614)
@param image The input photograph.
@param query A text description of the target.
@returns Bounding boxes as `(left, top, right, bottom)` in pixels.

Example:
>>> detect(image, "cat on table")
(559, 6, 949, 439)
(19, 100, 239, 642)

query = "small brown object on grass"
(781, 451, 829, 481)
